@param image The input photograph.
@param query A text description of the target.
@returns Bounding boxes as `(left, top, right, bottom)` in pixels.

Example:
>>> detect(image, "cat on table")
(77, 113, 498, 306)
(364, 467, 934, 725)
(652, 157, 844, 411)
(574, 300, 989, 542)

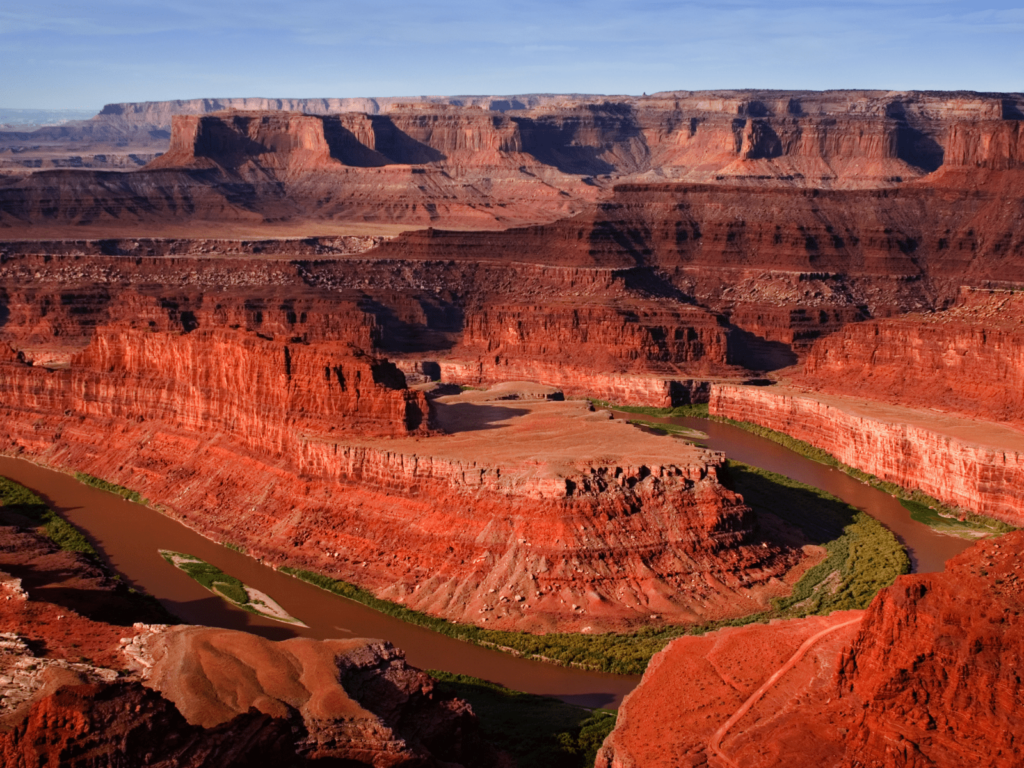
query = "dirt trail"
(708, 616, 864, 767)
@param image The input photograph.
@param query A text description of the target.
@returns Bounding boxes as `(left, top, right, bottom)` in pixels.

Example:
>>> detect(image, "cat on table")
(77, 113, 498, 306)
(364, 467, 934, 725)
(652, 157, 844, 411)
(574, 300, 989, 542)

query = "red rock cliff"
(797, 287, 1024, 424)
(596, 534, 1024, 768)
(3, 326, 430, 442)
(0, 330, 802, 632)
(831, 533, 1024, 767)
(709, 384, 1024, 525)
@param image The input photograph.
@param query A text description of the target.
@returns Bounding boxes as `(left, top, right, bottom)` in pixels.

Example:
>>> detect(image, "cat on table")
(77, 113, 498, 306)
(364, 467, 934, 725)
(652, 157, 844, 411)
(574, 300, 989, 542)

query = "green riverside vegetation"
(162, 550, 305, 625)
(428, 670, 616, 768)
(73, 472, 148, 505)
(709, 415, 1016, 538)
(0, 475, 98, 557)
(590, 400, 710, 419)
(161, 551, 252, 606)
(280, 460, 908, 675)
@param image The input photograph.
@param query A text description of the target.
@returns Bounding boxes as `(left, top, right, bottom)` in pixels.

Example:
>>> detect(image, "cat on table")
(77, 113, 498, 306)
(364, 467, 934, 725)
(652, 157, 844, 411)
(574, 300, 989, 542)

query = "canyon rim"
(0, 89, 1022, 767)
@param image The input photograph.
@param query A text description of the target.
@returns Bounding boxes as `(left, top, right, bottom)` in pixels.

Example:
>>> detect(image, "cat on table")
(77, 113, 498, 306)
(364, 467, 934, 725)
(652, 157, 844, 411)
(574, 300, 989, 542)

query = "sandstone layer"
(0, 321, 802, 632)
(709, 384, 1024, 525)
(4, 89, 1024, 237)
(597, 532, 1024, 768)
(796, 286, 1024, 423)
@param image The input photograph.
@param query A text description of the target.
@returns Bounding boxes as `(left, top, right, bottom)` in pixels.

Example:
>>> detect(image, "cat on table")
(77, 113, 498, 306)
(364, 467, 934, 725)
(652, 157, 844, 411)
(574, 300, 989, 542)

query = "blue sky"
(2, 1, 1022, 110)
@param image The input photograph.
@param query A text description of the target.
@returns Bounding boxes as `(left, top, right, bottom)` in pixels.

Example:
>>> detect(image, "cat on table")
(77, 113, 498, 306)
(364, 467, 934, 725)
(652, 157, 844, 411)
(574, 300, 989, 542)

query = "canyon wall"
(6, 89, 1024, 234)
(0, 254, 748, 405)
(797, 287, 1024, 424)
(8, 88, 1022, 182)
(11, 325, 431, 441)
(709, 384, 1024, 524)
(0, 325, 802, 632)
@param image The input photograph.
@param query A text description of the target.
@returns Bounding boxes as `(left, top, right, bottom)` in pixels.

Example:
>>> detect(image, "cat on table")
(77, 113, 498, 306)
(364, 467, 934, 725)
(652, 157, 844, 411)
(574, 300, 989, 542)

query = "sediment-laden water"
(0, 418, 973, 707)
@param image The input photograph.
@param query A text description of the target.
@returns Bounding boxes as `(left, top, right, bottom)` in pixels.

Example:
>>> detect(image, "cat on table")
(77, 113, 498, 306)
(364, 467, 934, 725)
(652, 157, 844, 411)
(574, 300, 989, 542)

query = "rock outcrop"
(597, 533, 1024, 768)
(0, 521, 500, 767)
(797, 287, 1024, 424)
(0, 253, 745, 407)
(832, 534, 1024, 767)
(709, 384, 1024, 525)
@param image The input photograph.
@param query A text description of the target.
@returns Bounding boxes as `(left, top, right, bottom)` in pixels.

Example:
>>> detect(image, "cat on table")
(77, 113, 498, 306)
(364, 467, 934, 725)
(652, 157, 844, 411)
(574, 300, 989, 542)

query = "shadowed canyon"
(0, 89, 1022, 766)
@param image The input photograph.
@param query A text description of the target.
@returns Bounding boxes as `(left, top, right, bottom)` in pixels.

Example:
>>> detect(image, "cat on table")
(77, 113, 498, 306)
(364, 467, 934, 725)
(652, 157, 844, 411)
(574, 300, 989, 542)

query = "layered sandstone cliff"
(709, 384, 1024, 524)
(0, 326, 802, 631)
(2, 325, 430, 441)
(9, 89, 1021, 181)
(0, 254, 746, 407)
(796, 287, 1024, 424)
(6, 90, 1024, 234)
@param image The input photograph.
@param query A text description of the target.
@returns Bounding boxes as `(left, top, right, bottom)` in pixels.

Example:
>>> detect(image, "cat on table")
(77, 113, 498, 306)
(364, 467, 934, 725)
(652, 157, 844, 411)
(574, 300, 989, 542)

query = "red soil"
(596, 611, 864, 767)
(0, 520, 502, 767)
(599, 532, 1024, 768)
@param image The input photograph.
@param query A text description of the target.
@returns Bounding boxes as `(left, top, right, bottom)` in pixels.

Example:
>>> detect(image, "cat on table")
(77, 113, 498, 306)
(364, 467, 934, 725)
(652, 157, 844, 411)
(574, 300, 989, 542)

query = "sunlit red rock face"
(796, 287, 1024, 424)
(597, 533, 1024, 768)
(0, 324, 803, 632)
(0, 254, 745, 407)
(832, 533, 1024, 768)
(0, 521, 500, 768)
(2, 324, 430, 441)
(709, 384, 1024, 526)
(4, 89, 1024, 235)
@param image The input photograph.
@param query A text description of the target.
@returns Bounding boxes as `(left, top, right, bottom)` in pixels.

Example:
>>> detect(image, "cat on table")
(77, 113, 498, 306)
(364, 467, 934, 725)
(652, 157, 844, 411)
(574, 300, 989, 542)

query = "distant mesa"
(4, 89, 1024, 236)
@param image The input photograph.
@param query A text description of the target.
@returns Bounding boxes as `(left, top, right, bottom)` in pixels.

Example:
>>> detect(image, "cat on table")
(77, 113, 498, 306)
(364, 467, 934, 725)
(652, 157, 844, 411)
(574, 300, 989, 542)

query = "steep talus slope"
(598, 533, 1024, 768)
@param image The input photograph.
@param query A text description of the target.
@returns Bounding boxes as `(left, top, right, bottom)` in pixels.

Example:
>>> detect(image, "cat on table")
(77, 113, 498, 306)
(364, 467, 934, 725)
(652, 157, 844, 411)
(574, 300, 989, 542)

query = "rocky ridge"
(4, 89, 1024, 236)
(597, 532, 1024, 768)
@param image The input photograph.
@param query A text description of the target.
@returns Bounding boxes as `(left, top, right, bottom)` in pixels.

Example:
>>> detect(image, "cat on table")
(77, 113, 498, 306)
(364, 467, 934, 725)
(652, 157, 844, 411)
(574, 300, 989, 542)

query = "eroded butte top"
(380, 382, 717, 493)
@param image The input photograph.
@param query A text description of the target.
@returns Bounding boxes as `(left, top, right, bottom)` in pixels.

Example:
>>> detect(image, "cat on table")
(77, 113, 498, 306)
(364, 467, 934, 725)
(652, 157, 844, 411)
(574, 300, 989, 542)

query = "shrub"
(73, 472, 147, 504)
(0, 476, 98, 557)
(428, 670, 617, 768)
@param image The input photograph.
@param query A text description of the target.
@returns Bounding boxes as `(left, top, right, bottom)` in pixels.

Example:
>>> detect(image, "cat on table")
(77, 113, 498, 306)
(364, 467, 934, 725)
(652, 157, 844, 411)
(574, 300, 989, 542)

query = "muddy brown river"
(0, 417, 974, 708)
